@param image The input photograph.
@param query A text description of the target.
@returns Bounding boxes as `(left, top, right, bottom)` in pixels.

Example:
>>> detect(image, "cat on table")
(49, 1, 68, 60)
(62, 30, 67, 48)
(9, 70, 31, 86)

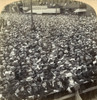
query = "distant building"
(2, 1, 23, 13)
(2, 0, 96, 16)
(25, 5, 60, 14)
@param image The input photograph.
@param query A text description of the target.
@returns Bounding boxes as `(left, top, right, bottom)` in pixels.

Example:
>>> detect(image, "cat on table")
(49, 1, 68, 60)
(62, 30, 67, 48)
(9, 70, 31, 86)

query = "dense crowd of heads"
(0, 13, 97, 100)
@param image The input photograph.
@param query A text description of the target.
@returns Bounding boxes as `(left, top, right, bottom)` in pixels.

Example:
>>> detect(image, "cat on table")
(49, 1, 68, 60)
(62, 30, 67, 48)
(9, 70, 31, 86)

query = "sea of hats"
(0, 13, 97, 100)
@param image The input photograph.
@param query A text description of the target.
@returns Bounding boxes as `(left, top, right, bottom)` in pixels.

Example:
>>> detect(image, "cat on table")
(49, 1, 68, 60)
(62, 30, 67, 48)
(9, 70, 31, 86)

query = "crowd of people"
(0, 13, 97, 100)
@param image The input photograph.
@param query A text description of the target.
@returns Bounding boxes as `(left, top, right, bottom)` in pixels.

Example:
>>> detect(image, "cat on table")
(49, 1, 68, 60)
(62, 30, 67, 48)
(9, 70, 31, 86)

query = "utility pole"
(56, 0, 58, 15)
(30, 0, 35, 31)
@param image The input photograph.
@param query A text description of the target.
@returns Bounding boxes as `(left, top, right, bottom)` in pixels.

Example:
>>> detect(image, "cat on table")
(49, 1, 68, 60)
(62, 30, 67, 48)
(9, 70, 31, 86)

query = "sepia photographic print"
(0, 0, 97, 100)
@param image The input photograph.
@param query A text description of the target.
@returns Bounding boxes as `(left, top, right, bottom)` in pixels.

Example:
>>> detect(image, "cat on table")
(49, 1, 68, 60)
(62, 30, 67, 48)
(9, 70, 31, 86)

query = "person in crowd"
(0, 13, 97, 100)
